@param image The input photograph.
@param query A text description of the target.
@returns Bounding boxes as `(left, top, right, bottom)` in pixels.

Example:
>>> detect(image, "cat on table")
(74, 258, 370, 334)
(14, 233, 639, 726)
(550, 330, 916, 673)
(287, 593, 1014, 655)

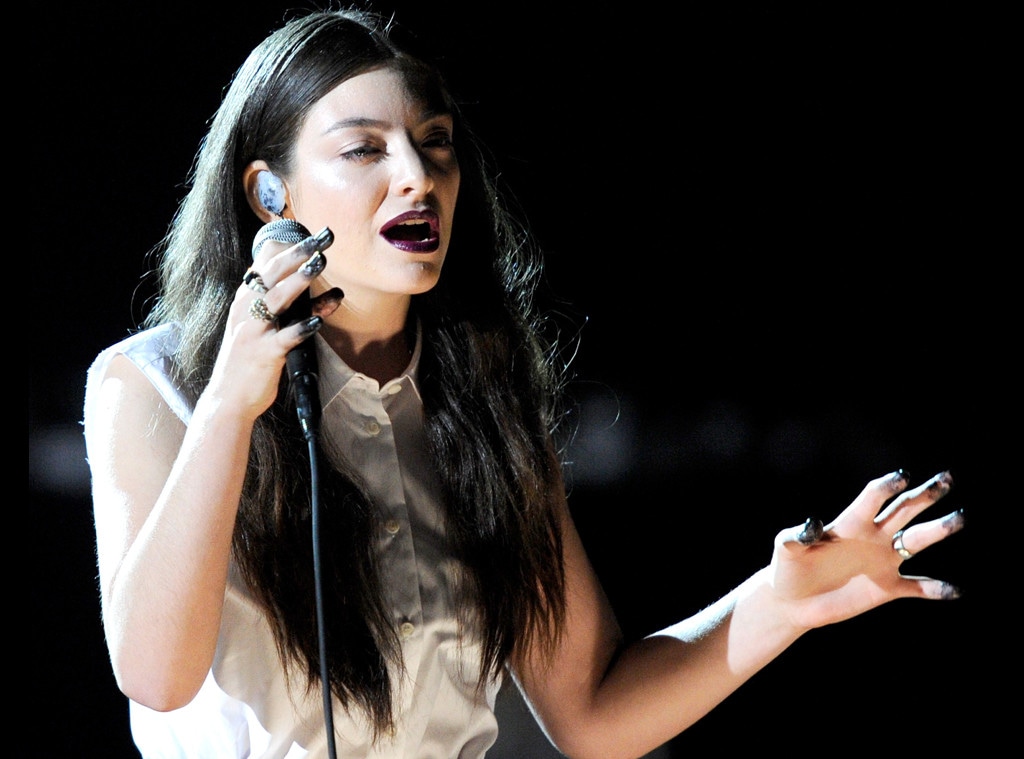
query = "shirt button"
(384, 519, 401, 535)
(399, 622, 415, 639)
(365, 420, 381, 435)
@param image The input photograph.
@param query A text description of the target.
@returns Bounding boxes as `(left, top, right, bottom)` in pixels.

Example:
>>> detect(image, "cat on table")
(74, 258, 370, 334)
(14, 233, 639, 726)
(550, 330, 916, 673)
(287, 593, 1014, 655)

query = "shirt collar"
(315, 318, 423, 408)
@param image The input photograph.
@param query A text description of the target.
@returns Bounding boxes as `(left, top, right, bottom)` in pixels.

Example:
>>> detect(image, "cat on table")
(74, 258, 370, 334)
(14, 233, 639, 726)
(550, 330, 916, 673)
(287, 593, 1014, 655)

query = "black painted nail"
(313, 287, 344, 310)
(300, 251, 326, 277)
(889, 469, 910, 491)
(297, 227, 334, 255)
(940, 583, 962, 601)
(796, 517, 824, 545)
(927, 471, 953, 497)
(943, 508, 966, 533)
(298, 316, 322, 336)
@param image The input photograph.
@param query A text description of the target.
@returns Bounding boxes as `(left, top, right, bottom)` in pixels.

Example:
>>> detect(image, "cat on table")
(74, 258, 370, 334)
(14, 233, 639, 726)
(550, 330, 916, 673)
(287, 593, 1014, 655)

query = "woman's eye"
(424, 131, 454, 149)
(341, 144, 382, 160)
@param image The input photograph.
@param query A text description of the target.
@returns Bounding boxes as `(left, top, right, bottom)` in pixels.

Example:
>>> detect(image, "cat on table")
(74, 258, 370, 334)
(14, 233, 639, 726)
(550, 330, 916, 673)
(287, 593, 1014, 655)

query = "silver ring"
(892, 529, 913, 560)
(243, 270, 269, 294)
(249, 297, 277, 322)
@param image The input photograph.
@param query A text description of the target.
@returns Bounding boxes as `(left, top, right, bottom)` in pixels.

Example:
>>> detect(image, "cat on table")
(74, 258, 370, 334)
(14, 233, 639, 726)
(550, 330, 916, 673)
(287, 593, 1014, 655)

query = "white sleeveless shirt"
(83, 323, 502, 758)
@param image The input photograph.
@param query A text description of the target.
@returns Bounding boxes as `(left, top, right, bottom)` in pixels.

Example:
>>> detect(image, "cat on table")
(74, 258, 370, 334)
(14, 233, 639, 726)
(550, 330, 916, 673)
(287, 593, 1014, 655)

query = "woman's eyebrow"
(323, 116, 387, 135)
(323, 110, 453, 136)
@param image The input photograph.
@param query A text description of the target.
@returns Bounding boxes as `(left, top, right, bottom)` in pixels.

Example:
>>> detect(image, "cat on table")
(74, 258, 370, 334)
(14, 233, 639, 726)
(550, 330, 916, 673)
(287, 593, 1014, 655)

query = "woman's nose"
(391, 143, 435, 198)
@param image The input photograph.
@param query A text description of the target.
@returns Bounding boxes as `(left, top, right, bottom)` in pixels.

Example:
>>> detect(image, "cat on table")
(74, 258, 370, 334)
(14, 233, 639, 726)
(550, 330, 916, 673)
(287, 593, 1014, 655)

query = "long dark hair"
(145, 6, 570, 741)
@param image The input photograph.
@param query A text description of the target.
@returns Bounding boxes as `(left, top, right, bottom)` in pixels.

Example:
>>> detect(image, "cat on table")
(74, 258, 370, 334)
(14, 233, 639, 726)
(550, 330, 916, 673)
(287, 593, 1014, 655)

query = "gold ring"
(249, 297, 277, 322)
(891, 529, 913, 560)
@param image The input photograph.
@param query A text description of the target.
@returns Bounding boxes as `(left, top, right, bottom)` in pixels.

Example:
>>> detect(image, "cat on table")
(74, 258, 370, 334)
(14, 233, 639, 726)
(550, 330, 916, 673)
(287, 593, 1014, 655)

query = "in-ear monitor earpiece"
(256, 170, 286, 216)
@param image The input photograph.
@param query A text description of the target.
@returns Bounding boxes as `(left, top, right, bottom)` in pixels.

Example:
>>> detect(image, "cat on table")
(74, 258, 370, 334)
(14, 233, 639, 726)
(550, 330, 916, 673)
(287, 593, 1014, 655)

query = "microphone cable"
(305, 417, 337, 759)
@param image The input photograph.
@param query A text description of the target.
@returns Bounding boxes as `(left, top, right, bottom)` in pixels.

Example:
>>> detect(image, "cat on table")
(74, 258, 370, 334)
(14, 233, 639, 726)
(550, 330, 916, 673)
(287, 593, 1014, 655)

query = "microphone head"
(252, 219, 310, 260)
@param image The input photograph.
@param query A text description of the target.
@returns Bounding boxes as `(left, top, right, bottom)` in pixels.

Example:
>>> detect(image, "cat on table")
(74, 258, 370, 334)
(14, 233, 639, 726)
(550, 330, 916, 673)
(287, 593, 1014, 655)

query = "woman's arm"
(88, 352, 257, 710)
(514, 470, 963, 759)
(86, 234, 334, 711)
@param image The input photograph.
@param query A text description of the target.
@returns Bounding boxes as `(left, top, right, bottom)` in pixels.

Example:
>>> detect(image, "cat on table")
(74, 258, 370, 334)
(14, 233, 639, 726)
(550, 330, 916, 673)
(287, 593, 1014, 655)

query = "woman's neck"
(318, 297, 413, 384)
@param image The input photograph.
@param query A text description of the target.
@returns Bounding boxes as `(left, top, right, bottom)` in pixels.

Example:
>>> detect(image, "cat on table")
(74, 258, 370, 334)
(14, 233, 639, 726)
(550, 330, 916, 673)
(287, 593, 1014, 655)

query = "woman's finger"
(890, 508, 966, 561)
(893, 573, 962, 601)
(244, 223, 333, 329)
(780, 470, 909, 550)
(874, 470, 954, 531)
(840, 470, 912, 524)
(311, 287, 345, 318)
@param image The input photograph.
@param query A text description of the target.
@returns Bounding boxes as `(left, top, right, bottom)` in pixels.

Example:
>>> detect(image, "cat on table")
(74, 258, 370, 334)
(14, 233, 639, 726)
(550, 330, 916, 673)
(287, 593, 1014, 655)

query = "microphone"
(251, 220, 334, 441)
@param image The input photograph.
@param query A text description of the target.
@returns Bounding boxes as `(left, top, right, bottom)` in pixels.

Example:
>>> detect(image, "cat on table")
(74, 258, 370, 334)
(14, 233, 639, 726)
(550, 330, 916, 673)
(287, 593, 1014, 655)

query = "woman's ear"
(242, 161, 292, 222)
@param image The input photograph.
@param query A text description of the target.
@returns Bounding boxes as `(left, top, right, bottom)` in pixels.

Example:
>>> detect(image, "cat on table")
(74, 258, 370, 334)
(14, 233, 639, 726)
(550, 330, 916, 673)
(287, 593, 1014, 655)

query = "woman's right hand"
(204, 224, 338, 421)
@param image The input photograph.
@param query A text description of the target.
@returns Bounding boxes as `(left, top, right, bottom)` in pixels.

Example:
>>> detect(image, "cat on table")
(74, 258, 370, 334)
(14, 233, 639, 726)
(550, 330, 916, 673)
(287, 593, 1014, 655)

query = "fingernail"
(943, 508, 965, 533)
(797, 517, 823, 545)
(940, 583, 962, 601)
(299, 316, 322, 336)
(316, 287, 344, 309)
(300, 251, 326, 277)
(311, 226, 333, 251)
(297, 227, 334, 255)
(889, 469, 910, 491)
(928, 471, 953, 496)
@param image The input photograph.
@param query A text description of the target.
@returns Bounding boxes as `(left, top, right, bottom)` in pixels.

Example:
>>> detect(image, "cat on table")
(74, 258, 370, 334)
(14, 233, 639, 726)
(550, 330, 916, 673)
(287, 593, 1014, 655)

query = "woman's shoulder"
(94, 322, 181, 366)
(85, 323, 192, 425)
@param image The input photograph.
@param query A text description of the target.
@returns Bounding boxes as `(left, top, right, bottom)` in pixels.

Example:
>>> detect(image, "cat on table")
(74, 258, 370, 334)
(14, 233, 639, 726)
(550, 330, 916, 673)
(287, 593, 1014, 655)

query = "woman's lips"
(380, 210, 440, 253)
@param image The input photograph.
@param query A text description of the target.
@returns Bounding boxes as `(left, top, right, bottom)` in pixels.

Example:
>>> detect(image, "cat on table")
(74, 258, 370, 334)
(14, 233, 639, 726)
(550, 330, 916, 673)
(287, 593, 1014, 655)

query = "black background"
(30, 2, 1000, 756)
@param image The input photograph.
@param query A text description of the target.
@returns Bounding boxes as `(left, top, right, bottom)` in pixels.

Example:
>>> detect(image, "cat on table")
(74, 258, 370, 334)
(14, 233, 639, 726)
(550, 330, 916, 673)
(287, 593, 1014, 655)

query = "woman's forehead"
(307, 66, 450, 124)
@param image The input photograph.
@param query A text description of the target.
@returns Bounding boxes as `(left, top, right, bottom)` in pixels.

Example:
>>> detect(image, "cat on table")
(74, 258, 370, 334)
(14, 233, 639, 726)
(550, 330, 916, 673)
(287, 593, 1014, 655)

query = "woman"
(82, 7, 964, 758)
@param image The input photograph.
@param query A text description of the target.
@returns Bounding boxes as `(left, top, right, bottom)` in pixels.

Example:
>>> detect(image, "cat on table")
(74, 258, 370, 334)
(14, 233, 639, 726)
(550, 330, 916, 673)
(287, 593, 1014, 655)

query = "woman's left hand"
(769, 470, 964, 630)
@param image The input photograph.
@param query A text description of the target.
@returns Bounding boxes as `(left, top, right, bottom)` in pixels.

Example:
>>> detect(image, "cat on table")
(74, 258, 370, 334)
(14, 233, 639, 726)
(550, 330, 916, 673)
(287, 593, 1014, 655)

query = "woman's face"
(285, 65, 460, 310)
